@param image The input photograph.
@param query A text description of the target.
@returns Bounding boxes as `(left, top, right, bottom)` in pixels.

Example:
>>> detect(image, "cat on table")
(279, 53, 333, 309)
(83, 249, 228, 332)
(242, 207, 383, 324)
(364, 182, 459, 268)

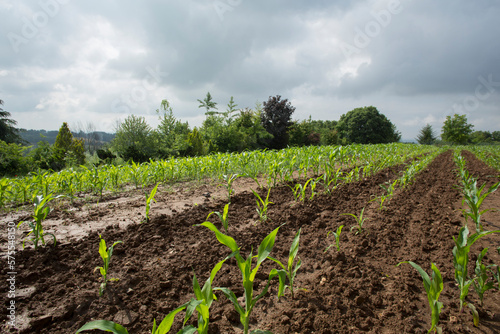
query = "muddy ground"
(1, 149, 500, 333)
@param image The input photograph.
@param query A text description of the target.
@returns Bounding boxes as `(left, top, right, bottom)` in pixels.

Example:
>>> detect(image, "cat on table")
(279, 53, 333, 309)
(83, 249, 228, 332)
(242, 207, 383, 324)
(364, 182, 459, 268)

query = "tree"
(261, 95, 296, 149)
(111, 115, 154, 162)
(0, 141, 30, 176)
(0, 99, 25, 144)
(416, 124, 437, 145)
(224, 96, 238, 124)
(53, 122, 86, 168)
(53, 122, 74, 162)
(197, 92, 218, 116)
(441, 114, 474, 145)
(187, 128, 206, 156)
(470, 131, 492, 144)
(492, 131, 500, 142)
(336, 106, 401, 144)
(155, 99, 190, 157)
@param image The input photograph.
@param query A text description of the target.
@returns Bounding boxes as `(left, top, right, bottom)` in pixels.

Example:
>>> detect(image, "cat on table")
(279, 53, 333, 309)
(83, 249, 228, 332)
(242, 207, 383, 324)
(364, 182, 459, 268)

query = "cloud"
(0, 0, 498, 139)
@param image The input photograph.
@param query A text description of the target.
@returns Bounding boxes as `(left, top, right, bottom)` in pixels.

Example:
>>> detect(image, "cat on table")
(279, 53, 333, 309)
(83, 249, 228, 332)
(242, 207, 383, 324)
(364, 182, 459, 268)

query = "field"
(1, 144, 500, 333)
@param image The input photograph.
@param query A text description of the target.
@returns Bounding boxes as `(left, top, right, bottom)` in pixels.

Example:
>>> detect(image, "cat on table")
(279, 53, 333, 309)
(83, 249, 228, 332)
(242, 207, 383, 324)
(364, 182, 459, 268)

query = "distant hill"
(20, 129, 115, 146)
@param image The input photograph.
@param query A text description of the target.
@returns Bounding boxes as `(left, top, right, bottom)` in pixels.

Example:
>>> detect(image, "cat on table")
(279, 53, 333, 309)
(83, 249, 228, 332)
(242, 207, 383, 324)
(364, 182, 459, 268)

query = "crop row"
(465, 146, 500, 172)
(399, 151, 500, 333)
(0, 143, 438, 208)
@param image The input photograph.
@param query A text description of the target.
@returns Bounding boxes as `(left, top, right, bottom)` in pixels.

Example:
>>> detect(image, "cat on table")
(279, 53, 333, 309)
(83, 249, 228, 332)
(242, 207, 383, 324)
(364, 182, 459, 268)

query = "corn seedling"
(252, 188, 273, 222)
(95, 235, 122, 296)
(144, 183, 159, 223)
(398, 261, 443, 334)
(317, 167, 342, 195)
(17, 193, 61, 249)
(342, 207, 367, 235)
(0, 178, 12, 207)
(206, 203, 230, 232)
(472, 248, 497, 307)
(199, 221, 282, 334)
(308, 178, 317, 201)
(324, 225, 344, 252)
(288, 184, 301, 202)
(221, 174, 239, 203)
(79, 256, 231, 334)
(452, 225, 500, 311)
(461, 178, 499, 232)
(268, 228, 302, 299)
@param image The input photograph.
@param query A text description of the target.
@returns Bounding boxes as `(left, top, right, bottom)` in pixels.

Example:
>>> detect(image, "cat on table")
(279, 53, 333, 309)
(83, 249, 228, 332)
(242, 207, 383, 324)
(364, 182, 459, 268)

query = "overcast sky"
(1, 0, 499, 140)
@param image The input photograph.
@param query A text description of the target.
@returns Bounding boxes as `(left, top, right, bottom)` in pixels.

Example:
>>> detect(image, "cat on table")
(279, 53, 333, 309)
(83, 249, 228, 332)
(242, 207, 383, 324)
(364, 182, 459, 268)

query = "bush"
(0, 141, 30, 176)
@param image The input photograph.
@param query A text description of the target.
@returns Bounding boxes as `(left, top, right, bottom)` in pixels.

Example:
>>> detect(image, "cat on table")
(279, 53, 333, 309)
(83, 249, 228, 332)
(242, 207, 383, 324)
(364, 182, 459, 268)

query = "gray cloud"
(0, 0, 499, 140)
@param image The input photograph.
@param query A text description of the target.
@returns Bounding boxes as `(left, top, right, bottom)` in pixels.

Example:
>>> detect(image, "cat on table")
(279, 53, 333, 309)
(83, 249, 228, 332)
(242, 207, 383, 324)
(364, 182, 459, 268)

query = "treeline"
(416, 114, 500, 145)
(1, 94, 403, 176)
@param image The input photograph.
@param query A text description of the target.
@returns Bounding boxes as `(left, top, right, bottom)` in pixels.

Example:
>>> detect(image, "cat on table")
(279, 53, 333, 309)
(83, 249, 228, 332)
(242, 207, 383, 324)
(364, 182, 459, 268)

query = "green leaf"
(198, 222, 239, 253)
(468, 303, 479, 327)
(99, 236, 108, 260)
(76, 320, 129, 334)
(155, 304, 188, 334)
(214, 287, 245, 317)
(287, 229, 301, 271)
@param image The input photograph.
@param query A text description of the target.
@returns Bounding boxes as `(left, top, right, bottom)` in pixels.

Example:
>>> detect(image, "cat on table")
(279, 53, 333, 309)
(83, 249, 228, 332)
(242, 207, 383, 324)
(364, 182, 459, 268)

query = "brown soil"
(1, 150, 500, 333)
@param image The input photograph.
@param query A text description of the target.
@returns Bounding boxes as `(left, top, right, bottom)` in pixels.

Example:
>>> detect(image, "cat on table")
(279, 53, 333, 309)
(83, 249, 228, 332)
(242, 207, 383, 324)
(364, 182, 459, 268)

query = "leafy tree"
(155, 99, 190, 157)
(261, 95, 296, 149)
(470, 131, 493, 144)
(111, 115, 155, 162)
(70, 138, 86, 166)
(197, 92, 218, 116)
(28, 140, 57, 170)
(0, 99, 25, 144)
(0, 141, 30, 176)
(441, 114, 474, 145)
(416, 124, 437, 145)
(232, 107, 271, 151)
(336, 106, 401, 144)
(187, 128, 206, 156)
(492, 131, 500, 142)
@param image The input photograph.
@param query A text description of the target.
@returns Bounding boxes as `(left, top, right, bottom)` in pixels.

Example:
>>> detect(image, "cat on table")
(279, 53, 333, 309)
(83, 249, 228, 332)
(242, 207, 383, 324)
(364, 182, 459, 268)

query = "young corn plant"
(397, 261, 443, 334)
(268, 228, 302, 299)
(17, 193, 61, 249)
(324, 225, 344, 252)
(79, 256, 231, 334)
(472, 248, 497, 307)
(221, 174, 239, 203)
(252, 188, 273, 222)
(205, 203, 230, 232)
(144, 183, 159, 223)
(452, 225, 500, 311)
(461, 178, 499, 232)
(199, 221, 282, 334)
(308, 178, 318, 201)
(342, 207, 367, 235)
(95, 235, 123, 296)
(316, 167, 342, 195)
(0, 178, 12, 208)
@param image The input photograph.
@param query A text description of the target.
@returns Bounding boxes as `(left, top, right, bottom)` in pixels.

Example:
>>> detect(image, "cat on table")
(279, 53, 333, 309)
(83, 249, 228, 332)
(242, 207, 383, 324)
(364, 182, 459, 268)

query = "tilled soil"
(1, 150, 500, 333)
